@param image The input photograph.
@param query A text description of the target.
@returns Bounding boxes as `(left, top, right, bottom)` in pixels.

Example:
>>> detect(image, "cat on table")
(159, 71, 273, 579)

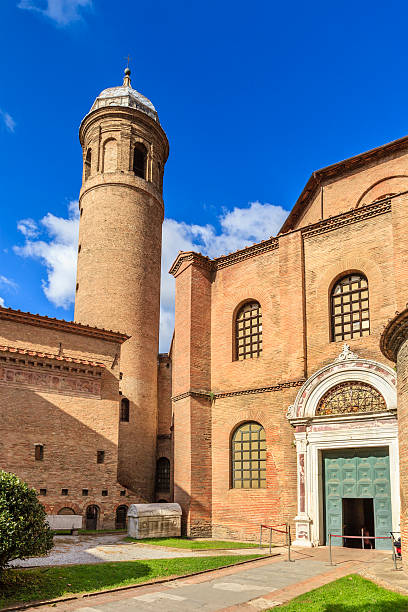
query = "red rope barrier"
(330, 534, 390, 540)
(261, 524, 287, 534)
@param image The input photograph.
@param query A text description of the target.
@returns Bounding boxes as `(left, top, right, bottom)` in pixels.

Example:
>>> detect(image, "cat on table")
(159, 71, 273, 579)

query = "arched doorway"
(286, 345, 398, 549)
(115, 505, 128, 530)
(58, 507, 75, 515)
(86, 505, 99, 530)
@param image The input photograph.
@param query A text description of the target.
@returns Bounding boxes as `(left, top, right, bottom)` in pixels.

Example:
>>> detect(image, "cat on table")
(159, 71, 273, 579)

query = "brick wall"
(172, 147, 407, 539)
(75, 105, 169, 501)
(0, 312, 135, 529)
(397, 338, 408, 554)
(156, 354, 173, 502)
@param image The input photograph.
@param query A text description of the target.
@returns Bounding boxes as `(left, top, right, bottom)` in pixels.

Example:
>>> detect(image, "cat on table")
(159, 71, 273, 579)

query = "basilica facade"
(1, 70, 408, 547)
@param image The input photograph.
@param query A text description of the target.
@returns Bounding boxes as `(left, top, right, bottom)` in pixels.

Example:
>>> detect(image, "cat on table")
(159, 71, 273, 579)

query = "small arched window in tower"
(331, 273, 370, 342)
(84, 148, 92, 180)
(155, 457, 170, 492)
(231, 422, 266, 489)
(133, 143, 147, 179)
(102, 138, 117, 173)
(235, 301, 262, 360)
(120, 397, 129, 422)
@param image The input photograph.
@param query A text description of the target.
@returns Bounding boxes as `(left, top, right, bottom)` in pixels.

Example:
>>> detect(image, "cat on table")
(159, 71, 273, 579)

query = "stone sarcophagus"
(127, 503, 182, 539)
(46, 514, 83, 534)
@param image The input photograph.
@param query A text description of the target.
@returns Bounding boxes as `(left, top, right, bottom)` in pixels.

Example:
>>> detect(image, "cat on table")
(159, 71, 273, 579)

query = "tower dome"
(87, 68, 158, 121)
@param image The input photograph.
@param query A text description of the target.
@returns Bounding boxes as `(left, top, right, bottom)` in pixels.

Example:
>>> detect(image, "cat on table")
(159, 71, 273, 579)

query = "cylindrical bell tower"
(75, 68, 169, 499)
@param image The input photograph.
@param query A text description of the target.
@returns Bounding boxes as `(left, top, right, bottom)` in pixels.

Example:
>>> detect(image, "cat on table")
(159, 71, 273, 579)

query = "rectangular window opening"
(35, 444, 44, 461)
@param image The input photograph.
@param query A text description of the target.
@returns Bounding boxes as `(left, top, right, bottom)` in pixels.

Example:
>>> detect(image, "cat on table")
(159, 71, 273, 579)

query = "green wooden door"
(324, 448, 392, 550)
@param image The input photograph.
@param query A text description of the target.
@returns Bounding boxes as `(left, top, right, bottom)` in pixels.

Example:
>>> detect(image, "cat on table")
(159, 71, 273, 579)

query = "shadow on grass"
(0, 555, 260, 607)
(0, 561, 152, 606)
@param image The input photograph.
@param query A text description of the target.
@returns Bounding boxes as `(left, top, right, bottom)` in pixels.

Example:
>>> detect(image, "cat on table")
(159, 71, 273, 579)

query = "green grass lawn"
(123, 537, 263, 549)
(0, 555, 260, 607)
(275, 574, 408, 611)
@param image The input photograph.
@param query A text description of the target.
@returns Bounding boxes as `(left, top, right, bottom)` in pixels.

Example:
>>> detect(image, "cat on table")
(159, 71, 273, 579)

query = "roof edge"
(0, 307, 129, 344)
(280, 133, 408, 233)
(169, 251, 212, 276)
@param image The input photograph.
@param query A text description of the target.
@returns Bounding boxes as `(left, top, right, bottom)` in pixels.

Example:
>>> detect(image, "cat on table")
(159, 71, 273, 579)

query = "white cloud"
(18, 0, 92, 26)
(17, 218, 39, 239)
(14, 201, 79, 309)
(0, 297, 5, 307)
(0, 275, 17, 291)
(0, 110, 16, 133)
(12, 199, 287, 351)
(159, 201, 288, 351)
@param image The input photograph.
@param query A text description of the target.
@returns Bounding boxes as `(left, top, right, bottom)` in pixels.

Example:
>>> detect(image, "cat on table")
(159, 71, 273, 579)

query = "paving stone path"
(29, 548, 383, 612)
(21, 546, 401, 611)
(11, 534, 264, 567)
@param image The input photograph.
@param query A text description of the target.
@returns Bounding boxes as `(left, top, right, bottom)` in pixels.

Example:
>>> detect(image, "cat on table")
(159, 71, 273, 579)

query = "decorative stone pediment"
(287, 346, 396, 423)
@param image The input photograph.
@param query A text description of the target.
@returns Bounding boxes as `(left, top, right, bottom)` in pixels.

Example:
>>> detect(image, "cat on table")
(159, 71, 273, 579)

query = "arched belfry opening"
(84, 148, 91, 180)
(133, 143, 147, 179)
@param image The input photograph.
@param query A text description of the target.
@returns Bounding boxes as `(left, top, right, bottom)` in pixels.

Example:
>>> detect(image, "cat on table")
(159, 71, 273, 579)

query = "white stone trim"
(287, 353, 399, 547)
(287, 358, 396, 421)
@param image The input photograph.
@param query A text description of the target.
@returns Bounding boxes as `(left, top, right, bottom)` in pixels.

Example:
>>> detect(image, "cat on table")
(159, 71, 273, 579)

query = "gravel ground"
(10, 535, 266, 567)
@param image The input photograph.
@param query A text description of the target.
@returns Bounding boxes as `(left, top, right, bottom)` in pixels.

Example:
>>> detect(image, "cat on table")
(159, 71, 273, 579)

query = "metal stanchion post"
(285, 525, 294, 562)
(361, 528, 364, 550)
(329, 533, 333, 566)
(269, 527, 272, 555)
(259, 525, 262, 549)
(286, 523, 289, 547)
(392, 535, 398, 571)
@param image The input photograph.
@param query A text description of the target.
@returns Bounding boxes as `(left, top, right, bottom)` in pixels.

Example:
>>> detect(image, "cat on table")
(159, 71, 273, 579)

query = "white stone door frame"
(287, 345, 399, 547)
(294, 422, 399, 546)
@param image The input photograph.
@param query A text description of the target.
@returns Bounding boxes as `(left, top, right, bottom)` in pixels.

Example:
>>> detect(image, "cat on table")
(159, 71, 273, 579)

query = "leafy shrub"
(0, 471, 53, 575)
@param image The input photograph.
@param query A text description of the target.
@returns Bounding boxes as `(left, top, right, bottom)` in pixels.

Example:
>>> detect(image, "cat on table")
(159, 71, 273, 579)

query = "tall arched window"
(84, 148, 91, 180)
(155, 457, 170, 492)
(120, 397, 129, 422)
(133, 143, 147, 178)
(235, 301, 262, 360)
(331, 274, 370, 342)
(231, 422, 266, 489)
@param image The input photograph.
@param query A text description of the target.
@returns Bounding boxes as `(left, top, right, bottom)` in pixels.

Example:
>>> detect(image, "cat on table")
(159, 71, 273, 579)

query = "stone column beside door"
(381, 308, 408, 560)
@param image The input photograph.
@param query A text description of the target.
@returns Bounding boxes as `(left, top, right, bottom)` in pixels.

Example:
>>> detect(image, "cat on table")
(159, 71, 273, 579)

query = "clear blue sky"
(0, 0, 407, 348)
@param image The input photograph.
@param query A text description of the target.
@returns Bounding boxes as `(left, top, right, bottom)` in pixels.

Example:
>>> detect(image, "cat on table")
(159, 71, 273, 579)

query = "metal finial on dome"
(123, 65, 131, 87)
(123, 55, 131, 87)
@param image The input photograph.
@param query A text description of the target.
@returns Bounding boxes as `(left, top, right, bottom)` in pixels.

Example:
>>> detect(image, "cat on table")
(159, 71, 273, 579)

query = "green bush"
(0, 471, 53, 575)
